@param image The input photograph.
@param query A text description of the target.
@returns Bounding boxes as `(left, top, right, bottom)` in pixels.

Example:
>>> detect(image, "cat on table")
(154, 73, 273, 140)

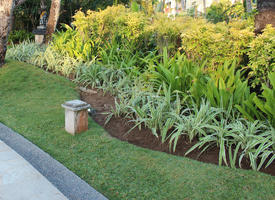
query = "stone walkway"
(0, 140, 68, 200)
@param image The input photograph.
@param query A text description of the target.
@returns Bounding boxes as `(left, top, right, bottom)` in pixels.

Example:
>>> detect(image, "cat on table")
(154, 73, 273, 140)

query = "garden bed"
(1, 61, 275, 199)
(80, 89, 275, 176)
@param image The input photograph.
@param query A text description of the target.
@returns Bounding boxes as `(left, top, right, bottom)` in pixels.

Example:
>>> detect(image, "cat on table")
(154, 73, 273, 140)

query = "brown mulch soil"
(80, 88, 275, 176)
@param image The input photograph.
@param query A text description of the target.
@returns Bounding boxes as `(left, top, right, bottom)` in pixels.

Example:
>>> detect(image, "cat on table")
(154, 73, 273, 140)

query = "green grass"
(0, 60, 274, 200)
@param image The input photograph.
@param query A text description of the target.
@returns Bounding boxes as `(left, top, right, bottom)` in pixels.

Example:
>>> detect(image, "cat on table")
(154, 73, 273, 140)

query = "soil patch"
(80, 89, 275, 176)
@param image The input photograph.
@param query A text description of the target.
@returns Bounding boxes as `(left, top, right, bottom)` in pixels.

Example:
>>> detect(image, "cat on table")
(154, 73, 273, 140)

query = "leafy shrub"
(206, 1, 245, 23)
(146, 14, 191, 55)
(8, 30, 34, 43)
(54, 5, 257, 70)
(69, 5, 150, 58)
(247, 25, 275, 88)
(206, 1, 229, 23)
(180, 20, 254, 70)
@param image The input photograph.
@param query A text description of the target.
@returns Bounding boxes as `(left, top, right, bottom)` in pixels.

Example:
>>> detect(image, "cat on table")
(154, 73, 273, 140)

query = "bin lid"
(62, 100, 90, 111)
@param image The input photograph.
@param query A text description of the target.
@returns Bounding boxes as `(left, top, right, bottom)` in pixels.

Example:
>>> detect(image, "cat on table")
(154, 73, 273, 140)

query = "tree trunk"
(45, 0, 61, 44)
(246, 0, 252, 13)
(0, 0, 26, 67)
(203, 0, 206, 14)
(0, 0, 14, 67)
(255, 0, 275, 34)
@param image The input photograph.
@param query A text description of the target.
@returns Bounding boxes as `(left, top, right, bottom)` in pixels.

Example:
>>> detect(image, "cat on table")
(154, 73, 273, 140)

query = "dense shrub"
(180, 20, 254, 70)
(8, 30, 34, 44)
(206, 1, 245, 23)
(247, 25, 275, 88)
(74, 6, 149, 54)
(51, 5, 265, 72)
(146, 14, 189, 55)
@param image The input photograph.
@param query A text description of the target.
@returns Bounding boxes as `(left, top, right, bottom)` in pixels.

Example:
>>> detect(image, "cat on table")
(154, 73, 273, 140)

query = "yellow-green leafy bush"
(73, 5, 149, 50)
(247, 25, 275, 88)
(51, 25, 94, 62)
(180, 20, 254, 70)
(51, 5, 150, 61)
(146, 14, 194, 55)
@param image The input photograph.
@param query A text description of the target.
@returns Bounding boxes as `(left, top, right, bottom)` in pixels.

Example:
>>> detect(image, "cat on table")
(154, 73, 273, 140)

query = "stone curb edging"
(0, 123, 108, 200)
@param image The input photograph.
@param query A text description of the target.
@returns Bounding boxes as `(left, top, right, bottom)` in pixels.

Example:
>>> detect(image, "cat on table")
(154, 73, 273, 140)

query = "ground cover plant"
(0, 61, 275, 199)
(6, 5, 275, 172)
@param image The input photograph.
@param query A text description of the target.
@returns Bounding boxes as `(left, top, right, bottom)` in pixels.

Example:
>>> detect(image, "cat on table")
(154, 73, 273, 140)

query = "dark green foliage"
(206, 2, 227, 23)
(13, 0, 130, 32)
(8, 30, 34, 44)
(13, 0, 47, 31)
(206, 2, 245, 23)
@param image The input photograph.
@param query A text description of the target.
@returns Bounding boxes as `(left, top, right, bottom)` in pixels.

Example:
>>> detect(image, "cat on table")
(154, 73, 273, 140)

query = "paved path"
(0, 140, 68, 200)
(0, 123, 108, 200)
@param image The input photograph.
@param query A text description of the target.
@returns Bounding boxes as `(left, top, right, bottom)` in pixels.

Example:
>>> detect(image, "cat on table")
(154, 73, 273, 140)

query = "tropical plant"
(186, 118, 274, 170)
(203, 61, 260, 121)
(253, 72, 275, 128)
(169, 100, 223, 151)
(51, 25, 95, 62)
(30, 46, 83, 76)
(144, 48, 206, 102)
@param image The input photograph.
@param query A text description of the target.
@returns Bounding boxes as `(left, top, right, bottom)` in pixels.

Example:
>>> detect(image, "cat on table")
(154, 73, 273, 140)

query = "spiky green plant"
(253, 72, 275, 128)
(6, 41, 45, 63)
(144, 48, 207, 102)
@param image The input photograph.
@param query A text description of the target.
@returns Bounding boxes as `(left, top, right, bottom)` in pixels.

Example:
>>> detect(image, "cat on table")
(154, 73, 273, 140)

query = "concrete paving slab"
(0, 140, 68, 200)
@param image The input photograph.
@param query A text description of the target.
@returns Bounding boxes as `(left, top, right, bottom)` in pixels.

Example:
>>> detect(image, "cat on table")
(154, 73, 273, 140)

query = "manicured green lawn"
(0, 60, 274, 200)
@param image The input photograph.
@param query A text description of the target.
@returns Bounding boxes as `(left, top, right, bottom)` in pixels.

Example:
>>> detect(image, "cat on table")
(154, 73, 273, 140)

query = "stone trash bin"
(61, 100, 91, 135)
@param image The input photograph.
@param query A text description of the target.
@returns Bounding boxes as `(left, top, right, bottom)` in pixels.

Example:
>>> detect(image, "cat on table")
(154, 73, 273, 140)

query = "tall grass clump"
(6, 41, 45, 63)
